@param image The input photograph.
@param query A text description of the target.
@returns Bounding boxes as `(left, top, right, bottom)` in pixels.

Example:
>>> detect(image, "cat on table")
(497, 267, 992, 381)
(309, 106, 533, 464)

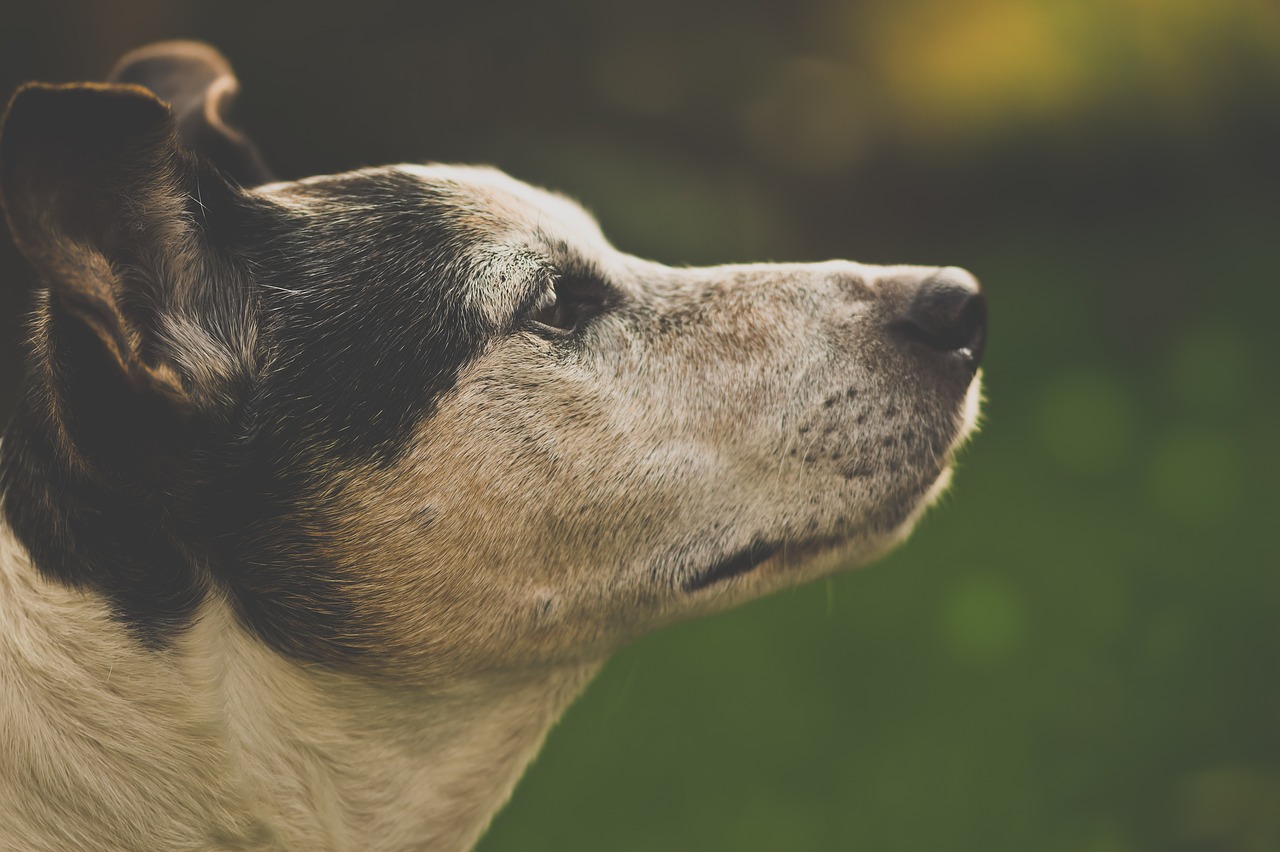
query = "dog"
(0, 41, 985, 851)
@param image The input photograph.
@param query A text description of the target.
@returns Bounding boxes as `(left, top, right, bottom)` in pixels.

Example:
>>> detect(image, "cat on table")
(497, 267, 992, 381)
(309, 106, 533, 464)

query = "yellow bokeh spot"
(845, 0, 1280, 146)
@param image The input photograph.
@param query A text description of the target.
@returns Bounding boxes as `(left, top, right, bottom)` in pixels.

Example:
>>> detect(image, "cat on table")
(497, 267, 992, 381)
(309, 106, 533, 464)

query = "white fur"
(0, 504, 597, 851)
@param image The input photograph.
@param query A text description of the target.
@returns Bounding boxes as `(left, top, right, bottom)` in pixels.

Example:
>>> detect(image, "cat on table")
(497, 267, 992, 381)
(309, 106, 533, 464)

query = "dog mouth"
(681, 536, 842, 592)
(682, 538, 784, 592)
(682, 459, 968, 593)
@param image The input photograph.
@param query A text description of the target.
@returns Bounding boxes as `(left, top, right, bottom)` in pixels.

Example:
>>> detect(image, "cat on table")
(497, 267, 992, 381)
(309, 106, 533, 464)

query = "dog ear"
(0, 82, 253, 409)
(109, 40, 273, 187)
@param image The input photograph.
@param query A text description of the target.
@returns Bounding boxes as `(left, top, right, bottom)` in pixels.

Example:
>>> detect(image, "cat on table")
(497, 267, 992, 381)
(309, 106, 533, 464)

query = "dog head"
(0, 43, 984, 682)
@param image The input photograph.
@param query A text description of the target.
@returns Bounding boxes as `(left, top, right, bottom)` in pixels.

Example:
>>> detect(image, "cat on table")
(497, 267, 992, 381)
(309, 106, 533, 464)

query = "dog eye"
(530, 287, 570, 332)
(528, 276, 600, 335)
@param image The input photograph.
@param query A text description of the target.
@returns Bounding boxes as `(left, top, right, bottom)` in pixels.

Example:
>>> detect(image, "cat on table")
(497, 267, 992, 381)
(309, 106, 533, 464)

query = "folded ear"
(110, 40, 273, 187)
(0, 82, 252, 409)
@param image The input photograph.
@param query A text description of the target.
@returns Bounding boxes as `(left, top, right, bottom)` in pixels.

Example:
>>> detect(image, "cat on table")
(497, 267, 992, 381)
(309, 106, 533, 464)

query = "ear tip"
(1, 83, 176, 202)
(5, 82, 171, 129)
(111, 40, 234, 79)
(110, 41, 237, 102)
(3, 82, 172, 146)
(109, 41, 241, 128)
(110, 42, 240, 111)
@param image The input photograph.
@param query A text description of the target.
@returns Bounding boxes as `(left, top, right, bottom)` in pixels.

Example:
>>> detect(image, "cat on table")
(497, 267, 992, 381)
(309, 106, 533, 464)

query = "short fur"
(0, 43, 985, 850)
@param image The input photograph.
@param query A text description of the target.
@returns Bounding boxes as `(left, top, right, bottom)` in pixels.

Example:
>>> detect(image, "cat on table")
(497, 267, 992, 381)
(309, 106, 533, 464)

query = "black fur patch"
(247, 170, 501, 462)
(1, 298, 216, 647)
(1, 167, 515, 660)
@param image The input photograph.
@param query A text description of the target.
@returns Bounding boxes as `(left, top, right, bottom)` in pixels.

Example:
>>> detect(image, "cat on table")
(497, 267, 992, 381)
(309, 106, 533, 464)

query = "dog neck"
(0, 511, 598, 851)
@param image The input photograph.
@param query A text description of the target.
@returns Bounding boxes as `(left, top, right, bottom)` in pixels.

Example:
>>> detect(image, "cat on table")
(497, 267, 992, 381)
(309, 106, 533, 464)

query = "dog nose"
(893, 267, 987, 369)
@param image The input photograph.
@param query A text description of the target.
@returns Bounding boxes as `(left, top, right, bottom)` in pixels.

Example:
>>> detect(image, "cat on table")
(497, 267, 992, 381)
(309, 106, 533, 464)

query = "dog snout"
(892, 267, 987, 370)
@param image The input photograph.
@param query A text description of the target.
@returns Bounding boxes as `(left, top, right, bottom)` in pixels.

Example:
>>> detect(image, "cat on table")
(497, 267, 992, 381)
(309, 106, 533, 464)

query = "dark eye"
(528, 276, 601, 336)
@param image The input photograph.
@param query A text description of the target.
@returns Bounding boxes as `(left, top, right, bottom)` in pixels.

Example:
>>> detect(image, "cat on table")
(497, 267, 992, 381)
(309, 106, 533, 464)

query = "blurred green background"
(2, 1, 1278, 850)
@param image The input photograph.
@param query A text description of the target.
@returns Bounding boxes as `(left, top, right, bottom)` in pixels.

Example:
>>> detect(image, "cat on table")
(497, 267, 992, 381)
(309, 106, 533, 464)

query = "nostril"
(893, 271, 987, 367)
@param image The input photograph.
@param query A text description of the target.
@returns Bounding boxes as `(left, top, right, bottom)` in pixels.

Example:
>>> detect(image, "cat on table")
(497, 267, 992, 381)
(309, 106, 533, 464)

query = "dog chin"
(687, 374, 982, 597)
(686, 469, 954, 596)
(786, 465, 955, 585)
(776, 374, 983, 586)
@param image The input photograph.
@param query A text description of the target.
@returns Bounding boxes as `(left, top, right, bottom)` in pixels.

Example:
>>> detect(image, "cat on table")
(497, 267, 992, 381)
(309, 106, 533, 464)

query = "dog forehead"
(260, 163, 607, 251)
(254, 163, 612, 324)
(392, 164, 617, 323)
(393, 163, 609, 250)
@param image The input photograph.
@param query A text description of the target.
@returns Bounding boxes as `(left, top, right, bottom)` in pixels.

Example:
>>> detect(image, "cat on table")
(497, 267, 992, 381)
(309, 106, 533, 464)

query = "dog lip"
(682, 536, 842, 592)
(682, 538, 783, 592)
